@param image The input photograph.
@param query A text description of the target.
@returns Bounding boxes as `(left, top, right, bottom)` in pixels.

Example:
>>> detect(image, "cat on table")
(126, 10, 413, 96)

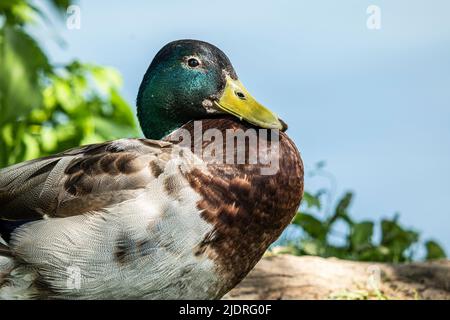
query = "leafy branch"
(0, 0, 138, 168)
(276, 163, 446, 262)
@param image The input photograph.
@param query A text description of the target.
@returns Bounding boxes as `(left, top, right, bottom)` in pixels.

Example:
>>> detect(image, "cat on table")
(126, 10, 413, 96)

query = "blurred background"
(1, 0, 449, 261)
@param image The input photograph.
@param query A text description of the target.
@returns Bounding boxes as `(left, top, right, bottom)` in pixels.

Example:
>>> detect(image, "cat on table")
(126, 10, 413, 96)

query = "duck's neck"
(137, 105, 186, 140)
(136, 70, 193, 140)
(136, 66, 212, 140)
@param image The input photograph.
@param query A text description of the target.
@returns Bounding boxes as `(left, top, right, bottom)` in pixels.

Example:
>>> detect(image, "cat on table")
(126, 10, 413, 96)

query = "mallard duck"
(0, 40, 303, 299)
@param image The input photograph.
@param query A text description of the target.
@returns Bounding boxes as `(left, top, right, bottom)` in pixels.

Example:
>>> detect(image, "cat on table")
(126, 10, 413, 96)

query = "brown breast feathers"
(165, 117, 304, 297)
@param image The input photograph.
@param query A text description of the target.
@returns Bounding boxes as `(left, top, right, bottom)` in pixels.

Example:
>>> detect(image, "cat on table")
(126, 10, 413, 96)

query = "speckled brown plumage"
(0, 139, 172, 221)
(165, 117, 304, 297)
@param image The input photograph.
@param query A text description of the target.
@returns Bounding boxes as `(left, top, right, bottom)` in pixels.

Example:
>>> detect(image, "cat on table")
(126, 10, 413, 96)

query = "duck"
(0, 40, 304, 299)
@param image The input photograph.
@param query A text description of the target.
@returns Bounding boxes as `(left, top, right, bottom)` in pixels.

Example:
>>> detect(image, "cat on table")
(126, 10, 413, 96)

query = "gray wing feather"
(0, 138, 174, 220)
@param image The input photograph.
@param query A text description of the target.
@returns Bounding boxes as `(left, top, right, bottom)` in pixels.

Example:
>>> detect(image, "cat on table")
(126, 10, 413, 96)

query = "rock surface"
(224, 255, 450, 300)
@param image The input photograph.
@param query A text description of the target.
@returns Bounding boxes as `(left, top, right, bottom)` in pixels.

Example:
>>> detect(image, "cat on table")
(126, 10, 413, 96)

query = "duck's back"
(0, 138, 224, 299)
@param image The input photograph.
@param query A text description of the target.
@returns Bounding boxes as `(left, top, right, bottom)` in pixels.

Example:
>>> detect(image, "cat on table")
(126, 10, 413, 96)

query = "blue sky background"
(37, 0, 450, 254)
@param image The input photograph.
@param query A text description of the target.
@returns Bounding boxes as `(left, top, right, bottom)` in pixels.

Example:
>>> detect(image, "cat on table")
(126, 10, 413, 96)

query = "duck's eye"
(235, 91, 246, 100)
(187, 58, 200, 68)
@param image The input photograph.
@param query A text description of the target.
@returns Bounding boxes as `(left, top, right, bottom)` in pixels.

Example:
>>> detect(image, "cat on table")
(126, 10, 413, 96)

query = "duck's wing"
(0, 138, 218, 298)
(0, 138, 180, 238)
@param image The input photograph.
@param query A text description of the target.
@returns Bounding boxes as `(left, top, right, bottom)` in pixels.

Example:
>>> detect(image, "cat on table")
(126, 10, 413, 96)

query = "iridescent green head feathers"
(137, 40, 285, 139)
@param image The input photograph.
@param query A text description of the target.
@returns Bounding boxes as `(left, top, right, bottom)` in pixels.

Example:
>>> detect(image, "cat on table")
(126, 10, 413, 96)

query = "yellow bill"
(214, 75, 285, 130)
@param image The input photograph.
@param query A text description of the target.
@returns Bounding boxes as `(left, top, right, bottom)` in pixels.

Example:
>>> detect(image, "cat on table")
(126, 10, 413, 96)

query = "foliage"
(0, 0, 138, 168)
(277, 164, 447, 262)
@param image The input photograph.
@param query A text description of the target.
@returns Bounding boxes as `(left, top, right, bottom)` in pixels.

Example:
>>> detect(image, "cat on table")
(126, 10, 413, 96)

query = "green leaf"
(293, 212, 327, 240)
(350, 221, 374, 249)
(381, 218, 419, 262)
(302, 191, 321, 210)
(327, 192, 354, 226)
(300, 239, 324, 256)
(1, 123, 14, 146)
(0, 1, 36, 25)
(110, 89, 138, 128)
(53, 78, 77, 113)
(40, 126, 58, 151)
(0, 26, 49, 125)
(91, 66, 123, 95)
(93, 116, 137, 140)
(381, 219, 419, 246)
(22, 132, 40, 161)
(356, 246, 390, 262)
(49, 0, 71, 12)
(425, 240, 446, 260)
(334, 192, 353, 215)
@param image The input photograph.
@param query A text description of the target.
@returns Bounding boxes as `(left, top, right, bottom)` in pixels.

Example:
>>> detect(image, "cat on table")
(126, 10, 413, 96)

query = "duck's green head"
(137, 39, 286, 139)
